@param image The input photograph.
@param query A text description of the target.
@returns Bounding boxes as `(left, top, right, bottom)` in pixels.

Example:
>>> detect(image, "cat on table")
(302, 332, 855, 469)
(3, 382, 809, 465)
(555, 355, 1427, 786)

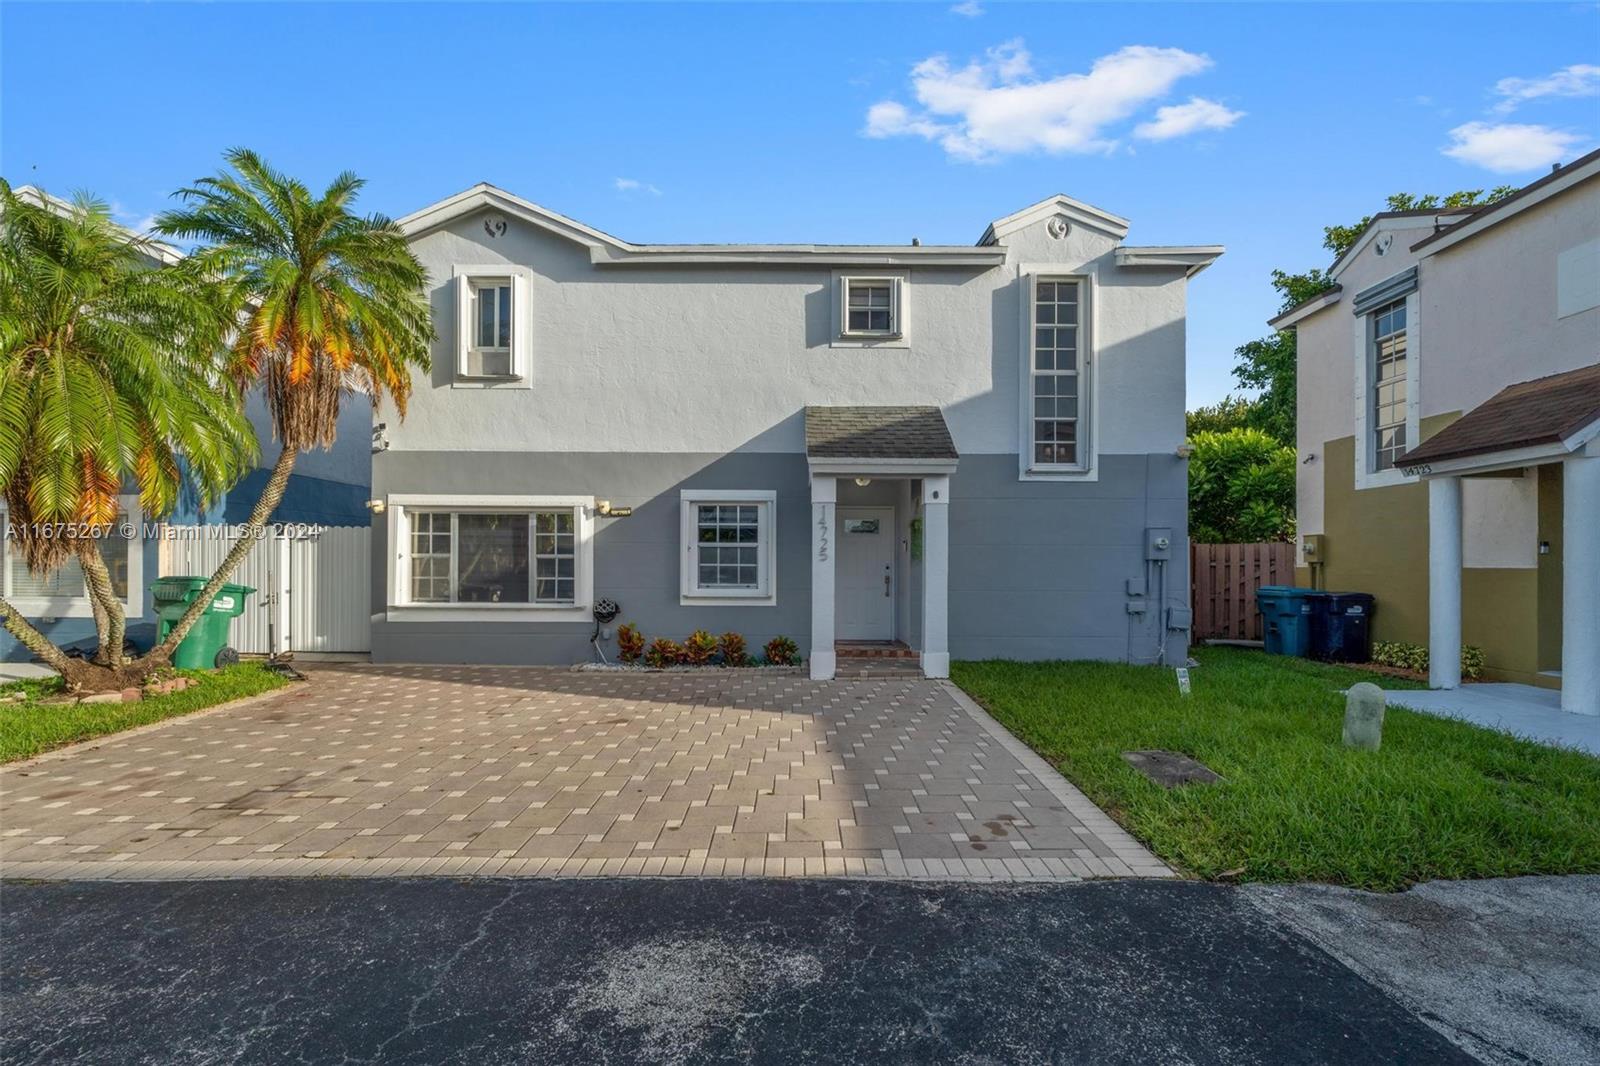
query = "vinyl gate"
(1189, 541, 1297, 641)
(157, 525, 371, 654)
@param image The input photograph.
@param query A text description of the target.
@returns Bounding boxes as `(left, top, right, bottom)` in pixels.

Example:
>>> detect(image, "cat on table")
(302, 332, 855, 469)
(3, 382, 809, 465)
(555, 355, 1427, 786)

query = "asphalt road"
(0, 877, 1478, 1065)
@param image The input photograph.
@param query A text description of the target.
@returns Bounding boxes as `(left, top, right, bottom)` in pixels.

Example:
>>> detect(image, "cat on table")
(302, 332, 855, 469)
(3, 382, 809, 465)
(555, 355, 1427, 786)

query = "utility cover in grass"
(1123, 750, 1222, 787)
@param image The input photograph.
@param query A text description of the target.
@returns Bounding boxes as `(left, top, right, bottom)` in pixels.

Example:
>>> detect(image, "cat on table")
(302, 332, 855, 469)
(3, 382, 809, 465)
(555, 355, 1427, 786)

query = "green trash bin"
(1256, 585, 1318, 657)
(152, 576, 255, 670)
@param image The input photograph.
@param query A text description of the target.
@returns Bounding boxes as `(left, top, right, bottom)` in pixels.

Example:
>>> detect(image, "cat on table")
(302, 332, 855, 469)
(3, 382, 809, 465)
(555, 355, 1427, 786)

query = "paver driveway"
(0, 665, 1167, 882)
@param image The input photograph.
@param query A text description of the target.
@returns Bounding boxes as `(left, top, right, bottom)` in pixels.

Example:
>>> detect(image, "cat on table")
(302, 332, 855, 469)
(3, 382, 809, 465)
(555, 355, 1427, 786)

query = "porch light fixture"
(854, 477, 872, 487)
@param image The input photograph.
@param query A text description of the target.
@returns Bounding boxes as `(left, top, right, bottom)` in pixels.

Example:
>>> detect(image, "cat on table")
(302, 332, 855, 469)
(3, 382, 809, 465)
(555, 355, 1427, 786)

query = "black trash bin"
(1310, 592, 1376, 663)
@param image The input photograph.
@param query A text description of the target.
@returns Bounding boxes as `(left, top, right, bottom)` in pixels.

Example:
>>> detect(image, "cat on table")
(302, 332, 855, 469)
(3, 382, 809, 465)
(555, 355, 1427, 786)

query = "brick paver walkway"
(0, 666, 1169, 882)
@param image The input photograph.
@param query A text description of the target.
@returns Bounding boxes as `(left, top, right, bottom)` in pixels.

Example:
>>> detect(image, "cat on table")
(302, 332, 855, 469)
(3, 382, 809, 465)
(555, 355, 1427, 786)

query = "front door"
(836, 507, 894, 641)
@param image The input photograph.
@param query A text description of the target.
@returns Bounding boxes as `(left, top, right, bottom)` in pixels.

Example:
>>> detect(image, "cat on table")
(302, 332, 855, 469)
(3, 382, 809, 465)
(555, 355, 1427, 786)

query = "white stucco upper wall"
(1417, 180, 1600, 418)
(387, 201, 1200, 457)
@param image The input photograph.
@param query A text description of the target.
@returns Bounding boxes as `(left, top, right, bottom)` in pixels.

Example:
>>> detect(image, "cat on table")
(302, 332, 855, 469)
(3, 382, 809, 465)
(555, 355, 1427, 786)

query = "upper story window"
(469, 279, 512, 376)
(840, 277, 902, 338)
(679, 490, 776, 604)
(453, 269, 528, 382)
(1030, 277, 1086, 469)
(1369, 298, 1408, 471)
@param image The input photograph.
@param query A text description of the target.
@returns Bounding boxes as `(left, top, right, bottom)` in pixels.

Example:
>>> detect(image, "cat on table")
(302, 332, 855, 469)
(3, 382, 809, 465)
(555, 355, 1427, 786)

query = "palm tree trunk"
(0, 596, 76, 674)
(79, 542, 126, 665)
(148, 447, 298, 660)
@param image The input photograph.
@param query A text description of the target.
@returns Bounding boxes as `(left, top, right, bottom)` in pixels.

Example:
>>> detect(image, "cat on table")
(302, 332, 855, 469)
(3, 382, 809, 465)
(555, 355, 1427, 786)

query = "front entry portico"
(804, 406, 959, 681)
(1401, 365, 1600, 716)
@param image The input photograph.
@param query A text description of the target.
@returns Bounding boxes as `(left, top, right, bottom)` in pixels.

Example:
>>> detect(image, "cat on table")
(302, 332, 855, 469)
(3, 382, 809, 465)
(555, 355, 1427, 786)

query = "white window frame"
(386, 494, 593, 622)
(1018, 270, 1096, 480)
(0, 496, 144, 619)
(1353, 289, 1421, 490)
(452, 265, 532, 388)
(679, 489, 777, 606)
(831, 269, 910, 347)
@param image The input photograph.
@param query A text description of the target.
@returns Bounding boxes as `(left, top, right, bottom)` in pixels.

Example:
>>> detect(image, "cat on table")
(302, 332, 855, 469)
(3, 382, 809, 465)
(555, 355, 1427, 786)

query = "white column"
(1562, 453, 1600, 716)
(809, 475, 837, 681)
(921, 476, 950, 679)
(1428, 476, 1463, 690)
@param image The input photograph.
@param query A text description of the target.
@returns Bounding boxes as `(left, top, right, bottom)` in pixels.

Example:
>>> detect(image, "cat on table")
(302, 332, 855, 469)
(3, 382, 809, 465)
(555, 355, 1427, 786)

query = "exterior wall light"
(854, 477, 873, 487)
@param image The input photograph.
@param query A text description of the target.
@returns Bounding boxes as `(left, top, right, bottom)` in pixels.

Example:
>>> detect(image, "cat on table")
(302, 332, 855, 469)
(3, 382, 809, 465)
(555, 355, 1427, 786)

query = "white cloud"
(862, 41, 1228, 161)
(950, 0, 984, 16)
(613, 177, 662, 196)
(1491, 63, 1600, 113)
(1133, 97, 1244, 140)
(1441, 121, 1588, 173)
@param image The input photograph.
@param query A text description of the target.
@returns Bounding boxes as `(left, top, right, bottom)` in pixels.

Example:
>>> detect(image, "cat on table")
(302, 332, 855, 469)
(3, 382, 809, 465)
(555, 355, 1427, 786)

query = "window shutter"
(891, 277, 904, 336)
(511, 273, 530, 378)
(454, 274, 472, 377)
(838, 277, 850, 336)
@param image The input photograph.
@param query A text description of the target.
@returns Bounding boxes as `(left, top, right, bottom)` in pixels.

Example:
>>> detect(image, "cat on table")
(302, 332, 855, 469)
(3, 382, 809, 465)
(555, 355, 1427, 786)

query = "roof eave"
(1267, 286, 1343, 330)
(1409, 149, 1600, 257)
(1114, 245, 1225, 278)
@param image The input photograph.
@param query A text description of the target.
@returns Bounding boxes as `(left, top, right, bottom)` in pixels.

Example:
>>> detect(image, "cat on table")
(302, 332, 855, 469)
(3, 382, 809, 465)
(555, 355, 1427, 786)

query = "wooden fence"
(1190, 542, 1297, 641)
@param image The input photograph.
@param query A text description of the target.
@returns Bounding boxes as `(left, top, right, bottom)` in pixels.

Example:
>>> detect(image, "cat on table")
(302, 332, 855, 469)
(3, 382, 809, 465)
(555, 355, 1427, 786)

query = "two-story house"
(1275, 150, 1599, 715)
(375, 187, 1220, 679)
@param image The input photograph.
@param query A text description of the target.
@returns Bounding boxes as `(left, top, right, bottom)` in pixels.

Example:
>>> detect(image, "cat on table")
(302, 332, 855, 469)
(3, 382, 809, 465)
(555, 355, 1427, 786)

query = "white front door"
(836, 507, 894, 641)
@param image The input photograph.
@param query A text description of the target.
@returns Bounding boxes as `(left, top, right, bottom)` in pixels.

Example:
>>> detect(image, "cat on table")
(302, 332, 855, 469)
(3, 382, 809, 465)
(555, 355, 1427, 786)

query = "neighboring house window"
(840, 277, 901, 337)
(679, 490, 776, 603)
(0, 501, 142, 618)
(1031, 277, 1084, 468)
(1369, 298, 1408, 472)
(453, 270, 528, 380)
(390, 498, 590, 612)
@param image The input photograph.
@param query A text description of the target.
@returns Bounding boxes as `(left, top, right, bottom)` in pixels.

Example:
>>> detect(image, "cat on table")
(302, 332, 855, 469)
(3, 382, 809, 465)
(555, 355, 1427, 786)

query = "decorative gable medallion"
(483, 215, 508, 239)
(1374, 233, 1393, 257)
(1046, 215, 1071, 240)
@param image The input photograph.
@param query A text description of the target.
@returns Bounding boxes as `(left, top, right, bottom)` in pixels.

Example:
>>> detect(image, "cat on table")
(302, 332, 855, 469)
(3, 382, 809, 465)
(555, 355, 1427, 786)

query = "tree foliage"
(1188, 429, 1296, 544)
(1186, 394, 1256, 438)
(0, 182, 256, 674)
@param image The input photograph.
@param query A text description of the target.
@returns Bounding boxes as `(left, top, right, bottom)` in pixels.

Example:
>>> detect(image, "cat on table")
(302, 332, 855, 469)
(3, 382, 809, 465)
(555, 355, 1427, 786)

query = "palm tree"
(0, 182, 257, 688)
(148, 150, 433, 658)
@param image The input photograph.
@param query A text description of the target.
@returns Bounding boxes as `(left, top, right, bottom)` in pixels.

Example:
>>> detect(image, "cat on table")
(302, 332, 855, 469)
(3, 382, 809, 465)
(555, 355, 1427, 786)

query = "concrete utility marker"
(0, 665, 1170, 883)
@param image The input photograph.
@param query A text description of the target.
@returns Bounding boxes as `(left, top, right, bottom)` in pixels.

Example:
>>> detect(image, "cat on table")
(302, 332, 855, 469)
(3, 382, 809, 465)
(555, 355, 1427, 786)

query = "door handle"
(884, 570, 891, 596)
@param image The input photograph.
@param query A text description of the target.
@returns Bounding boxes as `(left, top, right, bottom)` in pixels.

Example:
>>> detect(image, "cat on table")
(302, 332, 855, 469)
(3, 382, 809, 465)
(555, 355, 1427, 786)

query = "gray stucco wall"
(370, 449, 1188, 666)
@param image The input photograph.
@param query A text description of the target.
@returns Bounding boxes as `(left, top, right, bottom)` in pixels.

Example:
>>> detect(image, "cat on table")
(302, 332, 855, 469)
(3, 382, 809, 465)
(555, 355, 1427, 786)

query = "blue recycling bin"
(1256, 586, 1318, 657)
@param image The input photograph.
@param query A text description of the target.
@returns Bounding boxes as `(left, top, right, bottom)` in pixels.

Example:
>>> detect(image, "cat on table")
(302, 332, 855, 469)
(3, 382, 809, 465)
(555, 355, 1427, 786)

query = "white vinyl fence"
(158, 525, 371, 654)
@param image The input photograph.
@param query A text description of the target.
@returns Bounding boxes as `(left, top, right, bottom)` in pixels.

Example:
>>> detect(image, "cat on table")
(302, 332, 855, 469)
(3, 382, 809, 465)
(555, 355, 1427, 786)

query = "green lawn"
(0, 663, 290, 764)
(953, 646, 1600, 890)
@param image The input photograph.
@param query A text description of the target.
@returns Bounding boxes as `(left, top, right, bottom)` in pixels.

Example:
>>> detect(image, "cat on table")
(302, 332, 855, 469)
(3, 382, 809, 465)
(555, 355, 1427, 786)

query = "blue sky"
(3, 2, 1596, 407)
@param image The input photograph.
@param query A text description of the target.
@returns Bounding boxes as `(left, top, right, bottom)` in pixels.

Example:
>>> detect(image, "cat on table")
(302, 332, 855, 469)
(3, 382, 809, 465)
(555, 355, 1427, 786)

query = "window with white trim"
(401, 508, 576, 605)
(679, 490, 775, 602)
(453, 270, 528, 381)
(1369, 298, 1408, 472)
(840, 277, 901, 338)
(1030, 277, 1084, 468)
(0, 501, 142, 617)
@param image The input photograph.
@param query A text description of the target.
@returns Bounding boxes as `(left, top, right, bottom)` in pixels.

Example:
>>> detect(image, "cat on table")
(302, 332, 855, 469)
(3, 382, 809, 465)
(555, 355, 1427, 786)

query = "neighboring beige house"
(1274, 150, 1599, 714)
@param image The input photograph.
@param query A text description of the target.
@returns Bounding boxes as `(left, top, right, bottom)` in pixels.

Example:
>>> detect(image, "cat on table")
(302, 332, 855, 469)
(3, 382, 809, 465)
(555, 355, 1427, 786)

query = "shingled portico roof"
(1398, 364, 1600, 470)
(804, 406, 958, 461)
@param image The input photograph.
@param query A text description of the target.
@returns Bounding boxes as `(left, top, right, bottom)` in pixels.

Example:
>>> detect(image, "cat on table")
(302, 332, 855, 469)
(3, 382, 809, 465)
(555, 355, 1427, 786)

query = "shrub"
(645, 638, 685, 669)
(1187, 428, 1296, 543)
(616, 623, 645, 664)
(764, 636, 800, 666)
(1372, 640, 1485, 680)
(684, 630, 718, 666)
(719, 632, 748, 667)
